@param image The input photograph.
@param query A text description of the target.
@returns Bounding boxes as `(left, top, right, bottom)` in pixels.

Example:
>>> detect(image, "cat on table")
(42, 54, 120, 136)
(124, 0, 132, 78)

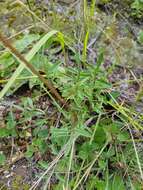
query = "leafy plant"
(131, 0, 143, 18)
(0, 1, 143, 189)
(0, 152, 6, 165)
(138, 30, 143, 43)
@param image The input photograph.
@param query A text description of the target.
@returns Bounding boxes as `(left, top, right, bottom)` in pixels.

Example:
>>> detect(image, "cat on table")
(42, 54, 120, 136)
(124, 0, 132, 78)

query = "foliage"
(131, 0, 143, 18)
(0, 152, 6, 165)
(0, 41, 141, 188)
(0, 0, 143, 189)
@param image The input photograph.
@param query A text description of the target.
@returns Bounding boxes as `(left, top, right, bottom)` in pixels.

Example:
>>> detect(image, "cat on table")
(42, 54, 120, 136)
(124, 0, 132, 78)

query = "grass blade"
(0, 30, 58, 99)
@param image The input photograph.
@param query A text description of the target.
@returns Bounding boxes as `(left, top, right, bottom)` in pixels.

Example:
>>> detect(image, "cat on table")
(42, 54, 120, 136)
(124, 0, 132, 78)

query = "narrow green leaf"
(0, 153, 6, 165)
(0, 30, 58, 99)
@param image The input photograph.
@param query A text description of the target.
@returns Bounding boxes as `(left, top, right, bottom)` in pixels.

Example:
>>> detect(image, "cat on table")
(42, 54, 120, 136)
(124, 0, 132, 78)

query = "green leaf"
(38, 160, 49, 169)
(105, 146, 115, 158)
(78, 142, 97, 160)
(26, 97, 34, 108)
(50, 127, 70, 151)
(93, 126, 106, 144)
(25, 145, 35, 158)
(0, 53, 14, 66)
(109, 91, 120, 99)
(56, 157, 69, 172)
(6, 111, 17, 137)
(14, 34, 40, 52)
(0, 128, 9, 137)
(95, 50, 104, 72)
(117, 132, 130, 141)
(50, 127, 69, 139)
(38, 129, 49, 138)
(104, 123, 121, 135)
(75, 126, 91, 138)
(6, 111, 16, 129)
(0, 30, 59, 99)
(39, 141, 47, 154)
(0, 34, 40, 79)
(0, 153, 6, 165)
(86, 177, 106, 190)
(138, 30, 143, 43)
(94, 79, 111, 89)
(109, 174, 125, 190)
(98, 159, 106, 169)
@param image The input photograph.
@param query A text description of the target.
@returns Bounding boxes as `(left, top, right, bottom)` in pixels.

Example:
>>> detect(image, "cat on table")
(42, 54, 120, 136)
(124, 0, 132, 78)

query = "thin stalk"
(127, 124, 143, 181)
(73, 142, 108, 190)
(90, 113, 101, 144)
(66, 139, 75, 189)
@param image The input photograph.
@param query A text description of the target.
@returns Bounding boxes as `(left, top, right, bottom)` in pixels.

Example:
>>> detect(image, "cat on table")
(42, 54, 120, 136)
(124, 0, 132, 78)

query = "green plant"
(0, 152, 6, 165)
(131, 0, 143, 18)
(0, 38, 142, 189)
(0, 1, 143, 189)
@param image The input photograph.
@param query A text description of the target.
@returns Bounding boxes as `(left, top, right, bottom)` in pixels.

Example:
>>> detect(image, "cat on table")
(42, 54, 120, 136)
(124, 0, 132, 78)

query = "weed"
(0, 1, 143, 189)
